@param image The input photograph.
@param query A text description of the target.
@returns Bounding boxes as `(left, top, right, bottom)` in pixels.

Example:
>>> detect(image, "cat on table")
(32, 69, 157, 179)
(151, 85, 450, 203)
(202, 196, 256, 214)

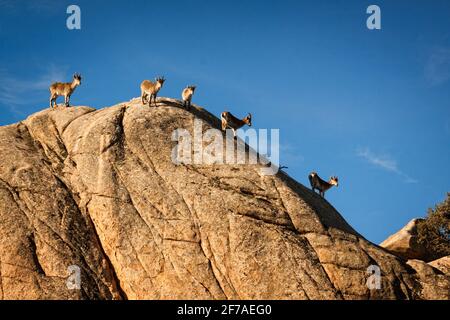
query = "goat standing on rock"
(308, 172, 339, 198)
(221, 111, 252, 138)
(141, 76, 165, 107)
(181, 85, 196, 110)
(49, 73, 82, 108)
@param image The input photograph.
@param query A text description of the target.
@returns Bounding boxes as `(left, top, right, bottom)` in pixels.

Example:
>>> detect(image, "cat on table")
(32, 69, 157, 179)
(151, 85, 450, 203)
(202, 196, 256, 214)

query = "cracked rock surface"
(0, 98, 448, 300)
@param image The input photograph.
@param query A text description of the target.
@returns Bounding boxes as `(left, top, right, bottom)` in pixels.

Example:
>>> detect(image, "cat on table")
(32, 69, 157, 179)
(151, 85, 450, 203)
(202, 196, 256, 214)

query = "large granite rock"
(0, 98, 448, 300)
(380, 219, 431, 261)
(429, 256, 450, 276)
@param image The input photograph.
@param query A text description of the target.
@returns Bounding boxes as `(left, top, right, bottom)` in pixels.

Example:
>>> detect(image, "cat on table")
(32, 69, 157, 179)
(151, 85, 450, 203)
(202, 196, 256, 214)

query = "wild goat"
(308, 172, 339, 198)
(141, 76, 165, 107)
(221, 111, 252, 138)
(49, 73, 82, 108)
(181, 85, 196, 110)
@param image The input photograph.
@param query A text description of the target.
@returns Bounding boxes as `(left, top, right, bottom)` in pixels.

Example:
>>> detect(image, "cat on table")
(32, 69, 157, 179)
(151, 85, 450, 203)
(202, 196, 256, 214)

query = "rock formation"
(380, 219, 430, 261)
(0, 98, 449, 300)
(429, 256, 450, 276)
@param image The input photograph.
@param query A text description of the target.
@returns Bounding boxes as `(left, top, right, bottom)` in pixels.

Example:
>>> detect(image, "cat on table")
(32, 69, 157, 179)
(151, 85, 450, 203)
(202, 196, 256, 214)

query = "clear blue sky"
(1, 0, 449, 244)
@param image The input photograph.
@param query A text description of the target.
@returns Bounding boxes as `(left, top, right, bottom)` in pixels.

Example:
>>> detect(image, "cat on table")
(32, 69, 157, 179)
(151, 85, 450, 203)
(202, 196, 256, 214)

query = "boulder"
(429, 256, 450, 276)
(0, 98, 448, 300)
(380, 219, 430, 261)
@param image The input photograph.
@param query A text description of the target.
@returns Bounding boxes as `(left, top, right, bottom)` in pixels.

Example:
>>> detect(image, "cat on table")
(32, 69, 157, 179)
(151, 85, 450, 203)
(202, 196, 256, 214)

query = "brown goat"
(141, 76, 165, 107)
(308, 172, 339, 198)
(49, 73, 82, 108)
(181, 85, 196, 110)
(221, 111, 252, 138)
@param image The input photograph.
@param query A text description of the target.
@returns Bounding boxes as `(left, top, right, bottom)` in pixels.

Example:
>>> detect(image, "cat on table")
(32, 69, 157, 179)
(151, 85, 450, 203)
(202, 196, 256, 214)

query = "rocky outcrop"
(429, 256, 450, 276)
(0, 98, 449, 300)
(380, 219, 431, 261)
(406, 259, 450, 299)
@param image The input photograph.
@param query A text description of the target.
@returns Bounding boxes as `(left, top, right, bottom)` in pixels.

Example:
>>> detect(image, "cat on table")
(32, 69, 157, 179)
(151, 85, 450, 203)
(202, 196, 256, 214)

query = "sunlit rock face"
(0, 98, 448, 300)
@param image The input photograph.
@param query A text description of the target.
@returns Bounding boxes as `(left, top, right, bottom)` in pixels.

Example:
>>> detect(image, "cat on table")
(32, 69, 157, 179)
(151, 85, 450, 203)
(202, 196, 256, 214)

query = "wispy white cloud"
(425, 47, 450, 86)
(357, 148, 396, 171)
(0, 65, 67, 115)
(356, 147, 417, 184)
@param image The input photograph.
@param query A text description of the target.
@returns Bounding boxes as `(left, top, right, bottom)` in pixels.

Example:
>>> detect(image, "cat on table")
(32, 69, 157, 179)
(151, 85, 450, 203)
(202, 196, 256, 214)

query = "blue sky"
(0, 0, 449, 244)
